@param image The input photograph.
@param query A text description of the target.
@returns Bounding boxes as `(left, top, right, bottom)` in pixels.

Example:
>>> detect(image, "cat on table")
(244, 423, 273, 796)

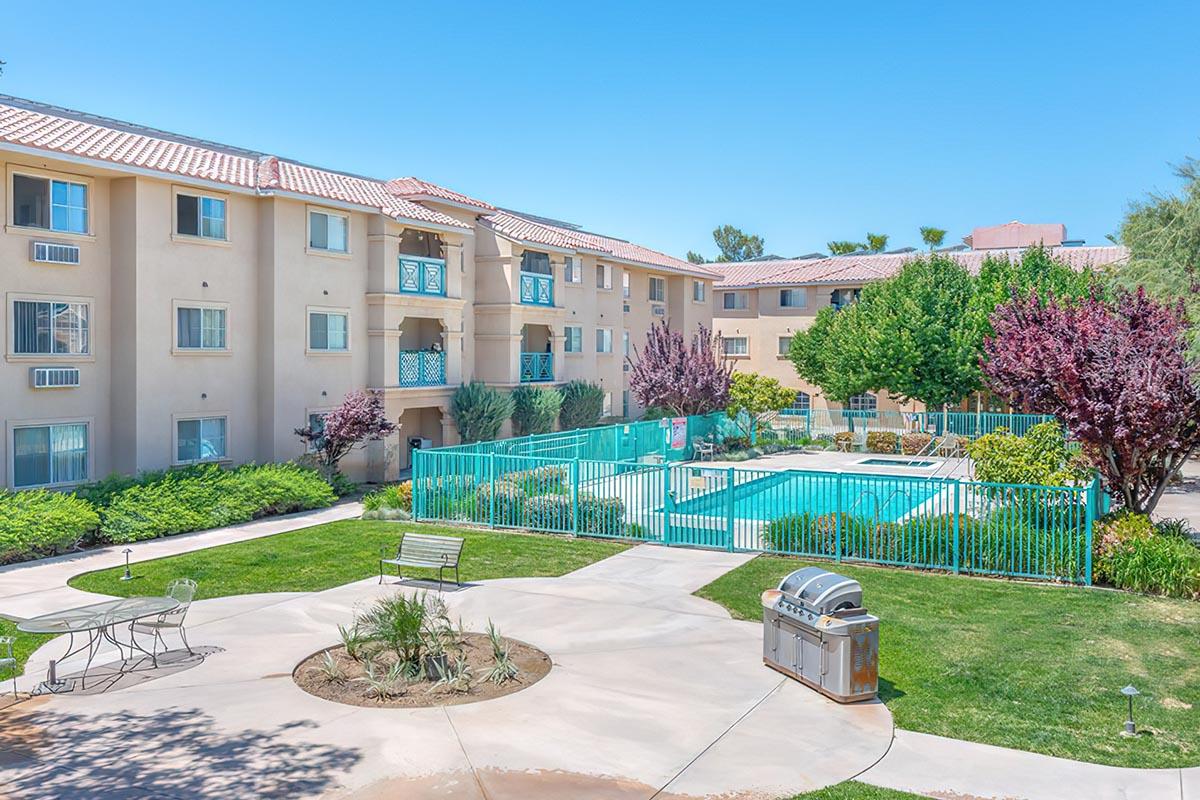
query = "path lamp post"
(1120, 684, 1141, 736)
(120, 548, 134, 582)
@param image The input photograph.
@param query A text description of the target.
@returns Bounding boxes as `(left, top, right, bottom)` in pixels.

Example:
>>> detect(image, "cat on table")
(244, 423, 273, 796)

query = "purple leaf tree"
(983, 288, 1200, 514)
(627, 321, 733, 416)
(295, 389, 396, 476)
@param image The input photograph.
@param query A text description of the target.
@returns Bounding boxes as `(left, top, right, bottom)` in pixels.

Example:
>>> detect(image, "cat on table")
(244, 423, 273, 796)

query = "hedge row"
(0, 462, 336, 563)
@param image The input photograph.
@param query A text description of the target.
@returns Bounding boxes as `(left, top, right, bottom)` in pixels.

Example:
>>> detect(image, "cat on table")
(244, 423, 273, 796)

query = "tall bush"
(726, 372, 795, 439)
(450, 381, 514, 443)
(510, 385, 562, 437)
(0, 490, 99, 563)
(627, 321, 732, 415)
(559, 380, 605, 430)
(966, 422, 1087, 486)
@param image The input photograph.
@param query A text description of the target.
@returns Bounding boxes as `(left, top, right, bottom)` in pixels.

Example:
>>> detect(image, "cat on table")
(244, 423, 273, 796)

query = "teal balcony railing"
(399, 350, 446, 387)
(399, 256, 446, 296)
(519, 352, 553, 382)
(519, 272, 554, 306)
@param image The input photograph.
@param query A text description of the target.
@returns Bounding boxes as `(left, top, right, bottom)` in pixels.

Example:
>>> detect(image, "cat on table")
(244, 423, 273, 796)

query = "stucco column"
(439, 404, 459, 447)
(443, 239, 465, 298)
(550, 329, 566, 383)
(509, 251, 524, 304)
(443, 327, 464, 385)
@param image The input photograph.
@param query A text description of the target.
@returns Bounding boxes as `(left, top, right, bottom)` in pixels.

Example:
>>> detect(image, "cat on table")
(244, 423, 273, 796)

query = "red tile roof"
(713, 246, 1128, 288)
(384, 177, 494, 211)
(481, 210, 714, 277)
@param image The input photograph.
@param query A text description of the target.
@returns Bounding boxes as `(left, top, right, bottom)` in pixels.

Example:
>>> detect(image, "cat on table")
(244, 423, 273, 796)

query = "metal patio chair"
(132, 578, 197, 660)
(0, 636, 16, 697)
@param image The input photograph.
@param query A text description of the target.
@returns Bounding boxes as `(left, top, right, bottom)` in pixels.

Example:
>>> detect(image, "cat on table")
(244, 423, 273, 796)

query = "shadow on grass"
(0, 704, 361, 798)
(877, 676, 904, 704)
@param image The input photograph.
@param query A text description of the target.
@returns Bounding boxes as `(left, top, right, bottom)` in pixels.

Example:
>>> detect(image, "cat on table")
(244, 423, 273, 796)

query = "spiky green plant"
(450, 381, 514, 443)
(510, 385, 563, 436)
(315, 650, 347, 684)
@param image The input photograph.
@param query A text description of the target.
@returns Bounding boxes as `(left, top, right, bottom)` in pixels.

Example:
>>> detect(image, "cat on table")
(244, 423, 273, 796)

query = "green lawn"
(0, 619, 51, 686)
(786, 782, 928, 800)
(69, 520, 629, 600)
(698, 556, 1200, 769)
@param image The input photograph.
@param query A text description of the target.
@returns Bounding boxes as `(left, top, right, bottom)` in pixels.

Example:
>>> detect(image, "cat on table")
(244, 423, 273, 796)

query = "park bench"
(379, 532, 464, 591)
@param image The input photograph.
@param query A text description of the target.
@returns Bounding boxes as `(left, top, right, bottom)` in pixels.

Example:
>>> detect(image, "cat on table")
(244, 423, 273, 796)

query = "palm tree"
(920, 226, 947, 250)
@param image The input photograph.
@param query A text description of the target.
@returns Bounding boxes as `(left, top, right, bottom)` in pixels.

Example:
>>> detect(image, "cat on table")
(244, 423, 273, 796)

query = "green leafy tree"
(510, 385, 562, 436)
(967, 246, 1097, 343)
(712, 225, 765, 262)
(865, 232, 889, 253)
(450, 382, 513, 443)
(1115, 156, 1200, 359)
(726, 372, 797, 440)
(787, 305, 874, 403)
(686, 250, 707, 264)
(919, 226, 947, 250)
(558, 380, 605, 429)
(827, 240, 865, 255)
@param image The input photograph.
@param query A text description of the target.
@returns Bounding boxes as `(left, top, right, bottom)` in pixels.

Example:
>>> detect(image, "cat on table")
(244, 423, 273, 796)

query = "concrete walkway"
(0, 540, 894, 799)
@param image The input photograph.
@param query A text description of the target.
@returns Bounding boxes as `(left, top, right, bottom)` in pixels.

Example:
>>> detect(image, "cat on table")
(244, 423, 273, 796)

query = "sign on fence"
(670, 417, 688, 449)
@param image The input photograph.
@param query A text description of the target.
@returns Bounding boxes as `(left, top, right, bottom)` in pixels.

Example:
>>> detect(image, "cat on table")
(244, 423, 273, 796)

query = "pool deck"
(703, 449, 975, 479)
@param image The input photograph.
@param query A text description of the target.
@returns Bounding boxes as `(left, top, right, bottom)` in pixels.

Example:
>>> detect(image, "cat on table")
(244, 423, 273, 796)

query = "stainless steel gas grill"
(761, 566, 879, 703)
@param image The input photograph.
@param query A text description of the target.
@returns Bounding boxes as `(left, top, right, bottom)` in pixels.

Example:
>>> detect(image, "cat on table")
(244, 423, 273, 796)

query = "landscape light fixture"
(120, 548, 134, 582)
(1120, 684, 1141, 736)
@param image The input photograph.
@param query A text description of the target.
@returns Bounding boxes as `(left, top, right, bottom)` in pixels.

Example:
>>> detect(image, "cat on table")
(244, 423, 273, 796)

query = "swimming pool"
(856, 457, 937, 468)
(671, 470, 947, 522)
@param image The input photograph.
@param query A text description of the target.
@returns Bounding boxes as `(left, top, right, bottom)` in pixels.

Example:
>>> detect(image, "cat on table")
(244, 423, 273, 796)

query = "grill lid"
(776, 567, 862, 614)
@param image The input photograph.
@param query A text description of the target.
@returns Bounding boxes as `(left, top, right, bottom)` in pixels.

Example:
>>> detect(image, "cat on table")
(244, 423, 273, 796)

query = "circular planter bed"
(293, 632, 551, 708)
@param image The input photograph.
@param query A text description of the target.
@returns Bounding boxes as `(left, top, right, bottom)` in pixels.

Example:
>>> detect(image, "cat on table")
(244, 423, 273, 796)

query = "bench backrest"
(399, 532, 464, 565)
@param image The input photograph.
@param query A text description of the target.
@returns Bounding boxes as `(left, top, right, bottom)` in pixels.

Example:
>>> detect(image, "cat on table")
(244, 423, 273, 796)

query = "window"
(176, 306, 227, 350)
(722, 291, 748, 310)
(13, 174, 88, 234)
(309, 210, 348, 253)
(622, 390, 631, 418)
(399, 228, 443, 258)
(564, 256, 581, 284)
(693, 280, 706, 302)
(176, 193, 226, 239)
(831, 288, 861, 310)
(176, 417, 227, 463)
(622, 271, 631, 298)
(623, 329, 630, 357)
(309, 311, 349, 352)
(792, 391, 811, 413)
(848, 393, 877, 412)
(780, 288, 806, 308)
(648, 276, 666, 303)
(778, 336, 793, 356)
(603, 392, 613, 417)
(12, 300, 89, 355)
(12, 422, 88, 488)
(565, 326, 583, 353)
(596, 328, 613, 353)
(520, 250, 552, 275)
(596, 263, 612, 290)
(722, 337, 748, 356)
(306, 412, 327, 452)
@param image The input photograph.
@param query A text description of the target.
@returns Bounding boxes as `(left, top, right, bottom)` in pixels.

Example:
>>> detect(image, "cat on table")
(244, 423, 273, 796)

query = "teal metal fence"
(776, 409, 1054, 438)
(413, 445, 1100, 584)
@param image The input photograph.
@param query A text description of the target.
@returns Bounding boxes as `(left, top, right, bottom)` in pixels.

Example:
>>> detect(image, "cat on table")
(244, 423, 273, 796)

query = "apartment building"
(710, 244, 1127, 416)
(0, 96, 715, 489)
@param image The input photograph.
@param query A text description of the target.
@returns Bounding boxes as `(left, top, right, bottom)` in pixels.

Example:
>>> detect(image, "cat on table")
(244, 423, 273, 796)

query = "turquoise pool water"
(671, 470, 946, 522)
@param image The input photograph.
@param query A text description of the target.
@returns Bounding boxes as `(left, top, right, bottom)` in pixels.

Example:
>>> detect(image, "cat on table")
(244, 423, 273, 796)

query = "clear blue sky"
(3, 2, 1198, 258)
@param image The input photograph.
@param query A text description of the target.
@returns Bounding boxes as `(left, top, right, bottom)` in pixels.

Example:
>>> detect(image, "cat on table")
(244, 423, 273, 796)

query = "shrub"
(475, 481, 525, 524)
(451, 381, 514, 443)
(967, 422, 1086, 486)
(1095, 512, 1200, 598)
(833, 431, 854, 450)
(502, 465, 568, 494)
(559, 380, 605, 430)
(523, 494, 573, 531)
(326, 471, 359, 497)
(99, 463, 335, 544)
(362, 482, 412, 512)
(74, 472, 148, 508)
(0, 490, 100, 563)
(866, 431, 898, 454)
(578, 494, 625, 535)
(763, 513, 836, 555)
(901, 433, 932, 455)
(510, 385, 562, 437)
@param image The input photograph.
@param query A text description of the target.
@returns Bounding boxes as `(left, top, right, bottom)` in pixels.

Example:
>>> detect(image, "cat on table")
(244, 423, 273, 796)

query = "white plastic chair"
(132, 578, 197, 659)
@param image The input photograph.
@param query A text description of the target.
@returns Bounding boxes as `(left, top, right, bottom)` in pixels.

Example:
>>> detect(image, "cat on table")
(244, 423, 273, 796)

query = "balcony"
(519, 272, 554, 306)
(399, 350, 446, 387)
(399, 256, 446, 296)
(519, 352, 554, 383)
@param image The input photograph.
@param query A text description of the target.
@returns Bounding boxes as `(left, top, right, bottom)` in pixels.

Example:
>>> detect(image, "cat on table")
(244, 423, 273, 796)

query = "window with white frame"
(622, 329, 630, 357)
(564, 256, 581, 284)
(176, 306, 227, 350)
(693, 280, 706, 302)
(792, 391, 811, 413)
(648, 276, 666, 303)
(12, 422, 88, 488)
(309, 210, 348, 253)
(722, 337, 748, 356)
(848, 393, 877, 412)
(177, 416, 227, 463)
(622, 271, 631, 298)
(12, 299, 90, 355)
(778, 336, 793, 356)
(596, 327, 613, 353)
(722, 291, 748, 310)
(308, 311, 349, 352)
(596, 263, 612, 290)
(780, 288, 806, 308)
(622, 390, 631, 418)
(12, 173, 89, 234)
(565, 325, 583, 353)
(176, 192, 227, 239)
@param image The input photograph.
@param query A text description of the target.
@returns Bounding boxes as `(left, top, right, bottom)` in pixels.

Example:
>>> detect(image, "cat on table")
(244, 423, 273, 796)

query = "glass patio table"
(18, 596, 179, 693)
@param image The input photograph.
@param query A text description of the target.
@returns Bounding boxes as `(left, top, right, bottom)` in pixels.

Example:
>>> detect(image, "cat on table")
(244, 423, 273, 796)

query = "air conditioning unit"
(30, 241, 81, 265)
(30, 366, 81, 388)
(652, 305, 666, 316)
